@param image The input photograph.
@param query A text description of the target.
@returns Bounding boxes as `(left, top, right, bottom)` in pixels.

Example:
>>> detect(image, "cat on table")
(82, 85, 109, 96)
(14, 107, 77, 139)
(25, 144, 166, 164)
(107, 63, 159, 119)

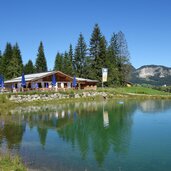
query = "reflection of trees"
(37, 114, 50, 145)
(9, 101, 105, 149)
(91, 113, 110, 166)
(37, 126, 48, 148)
(58, 100, 137, 166)
(109, 101, 136, 154)
(0, 120, 26, 149)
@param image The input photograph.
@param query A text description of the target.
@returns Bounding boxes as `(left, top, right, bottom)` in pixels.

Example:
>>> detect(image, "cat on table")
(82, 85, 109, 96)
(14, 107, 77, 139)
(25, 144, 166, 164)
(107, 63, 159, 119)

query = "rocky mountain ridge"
(130, 65, 171, 86)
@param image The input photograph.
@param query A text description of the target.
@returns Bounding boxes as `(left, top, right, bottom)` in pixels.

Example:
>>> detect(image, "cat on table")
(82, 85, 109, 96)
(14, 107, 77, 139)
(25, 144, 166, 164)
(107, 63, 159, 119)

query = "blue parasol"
(52, 74, 56, 87)
(1, 79, 4, 88)
(31, 82, 35, 89)
(72, 76, 77, 88)
(0, 75, 4, 88)
(21, 73, 26, 87)
(35, 83, 39, 88)
(0, 76, 2, 87)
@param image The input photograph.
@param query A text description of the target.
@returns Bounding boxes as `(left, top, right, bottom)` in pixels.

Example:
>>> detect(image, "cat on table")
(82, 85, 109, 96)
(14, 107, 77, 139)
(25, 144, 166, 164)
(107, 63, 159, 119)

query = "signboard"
(102, 68, 108, 82)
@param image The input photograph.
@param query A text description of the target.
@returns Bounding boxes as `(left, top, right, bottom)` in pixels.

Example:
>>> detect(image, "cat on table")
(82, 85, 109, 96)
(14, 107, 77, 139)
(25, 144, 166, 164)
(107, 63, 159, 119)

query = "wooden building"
(4, 71, 98, 90)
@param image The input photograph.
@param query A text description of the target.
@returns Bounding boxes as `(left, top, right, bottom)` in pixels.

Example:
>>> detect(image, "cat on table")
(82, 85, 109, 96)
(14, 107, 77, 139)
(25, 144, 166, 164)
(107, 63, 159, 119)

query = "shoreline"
(1, 88, 171, 114)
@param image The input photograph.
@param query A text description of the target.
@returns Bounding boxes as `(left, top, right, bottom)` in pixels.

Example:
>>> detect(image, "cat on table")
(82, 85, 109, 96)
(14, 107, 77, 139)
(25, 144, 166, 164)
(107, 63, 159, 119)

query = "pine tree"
(115, 31, 131, 85)
(35, 41, 48, 73)
(90, 24, 102, 62)
(63, 52, 71, 74)
(74, 33, 87, 77)
(5, 43, 23, 79)
(24, 59, 35, 74)
(107, 33, 120, 86)
(54, 52, 63, 71)
(99, 36, 108, 68)
(68, 44, 74, 75)
(2, 43, 13, 79)
(116, 31, 130, 60)
(89, 24, 107, 82)
(0, 51, 2, 75)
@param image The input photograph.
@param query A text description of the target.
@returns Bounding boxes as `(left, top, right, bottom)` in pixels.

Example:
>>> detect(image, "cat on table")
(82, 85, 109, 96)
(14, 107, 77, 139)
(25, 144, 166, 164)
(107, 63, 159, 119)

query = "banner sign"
(102, 68, 108, 82)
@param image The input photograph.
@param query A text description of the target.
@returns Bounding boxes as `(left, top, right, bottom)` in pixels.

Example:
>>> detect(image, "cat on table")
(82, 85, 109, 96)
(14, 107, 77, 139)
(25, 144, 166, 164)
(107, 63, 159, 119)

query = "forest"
(0, 24, 131, 86)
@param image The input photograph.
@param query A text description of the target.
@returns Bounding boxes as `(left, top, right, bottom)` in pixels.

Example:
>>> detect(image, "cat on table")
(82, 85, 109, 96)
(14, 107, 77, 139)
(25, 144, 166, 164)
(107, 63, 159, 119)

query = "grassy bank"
(0, 93, 102, 115)
(98, 86, 171, 96)
(4, 86, 171, 97)
(0, 153, 26, 171)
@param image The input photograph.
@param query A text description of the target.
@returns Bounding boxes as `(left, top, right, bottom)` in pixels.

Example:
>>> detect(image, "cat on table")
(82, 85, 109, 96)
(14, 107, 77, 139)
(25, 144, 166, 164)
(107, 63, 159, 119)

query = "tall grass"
(0, 153, 26, 171)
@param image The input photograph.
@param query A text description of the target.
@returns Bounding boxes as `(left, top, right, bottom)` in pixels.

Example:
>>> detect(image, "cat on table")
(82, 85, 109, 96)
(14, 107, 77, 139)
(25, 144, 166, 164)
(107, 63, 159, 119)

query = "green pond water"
(0, 99, 171, 171)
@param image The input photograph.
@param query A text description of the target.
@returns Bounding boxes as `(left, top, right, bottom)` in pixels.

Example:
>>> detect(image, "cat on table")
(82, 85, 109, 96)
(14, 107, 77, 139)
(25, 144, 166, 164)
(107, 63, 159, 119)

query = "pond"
(0, 99, 171, 171)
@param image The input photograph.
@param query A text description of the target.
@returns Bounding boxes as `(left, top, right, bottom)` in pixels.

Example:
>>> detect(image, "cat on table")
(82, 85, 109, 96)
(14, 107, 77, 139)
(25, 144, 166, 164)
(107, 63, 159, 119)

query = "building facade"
(4, 71, 98, 90)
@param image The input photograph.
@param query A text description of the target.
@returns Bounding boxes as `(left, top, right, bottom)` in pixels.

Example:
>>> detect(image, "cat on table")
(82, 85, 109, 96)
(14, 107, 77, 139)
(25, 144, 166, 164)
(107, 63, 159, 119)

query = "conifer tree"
(54, 52, 63, 71)
(0, 51, 2, 75)
(2, 43, 13, 79)
(107, 33, 120, 86)
(24, 59, 35, 74)
(6, 43, 23, 79)
(35, 41, 48, 73)
(99, 36, 108, 67)
(89, 24, 107, 82)
(116, 31, 130, 60)
(68, 44, 74, 75)
(115, 31, 131, 85)
(74, 33, 87, 77)
(63, 52, 71, 74)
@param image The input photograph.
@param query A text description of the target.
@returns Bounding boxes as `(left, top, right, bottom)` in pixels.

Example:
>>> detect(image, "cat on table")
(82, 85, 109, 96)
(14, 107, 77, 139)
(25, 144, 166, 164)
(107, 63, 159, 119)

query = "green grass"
(0, 153, 26, 171)
(8, 86, 168, 96)
(0, 94, 17, 114)
(115, 87, 171, 95)
(98, 86, 171, 96)
(0, 94, 8, 103)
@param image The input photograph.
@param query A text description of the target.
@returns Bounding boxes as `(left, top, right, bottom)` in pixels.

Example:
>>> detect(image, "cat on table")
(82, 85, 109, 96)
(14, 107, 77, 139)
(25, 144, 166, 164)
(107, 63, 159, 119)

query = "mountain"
(129, 65, 171, 86)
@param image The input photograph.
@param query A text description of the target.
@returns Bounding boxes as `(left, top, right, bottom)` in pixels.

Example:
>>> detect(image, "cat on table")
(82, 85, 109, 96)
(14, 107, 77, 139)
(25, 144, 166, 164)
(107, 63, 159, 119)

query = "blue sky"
(0, 0, 171, 70)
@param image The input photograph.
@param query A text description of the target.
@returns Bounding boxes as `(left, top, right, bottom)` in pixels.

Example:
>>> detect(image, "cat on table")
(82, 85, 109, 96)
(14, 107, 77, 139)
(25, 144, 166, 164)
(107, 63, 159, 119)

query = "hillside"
(129, 65, 171, 86)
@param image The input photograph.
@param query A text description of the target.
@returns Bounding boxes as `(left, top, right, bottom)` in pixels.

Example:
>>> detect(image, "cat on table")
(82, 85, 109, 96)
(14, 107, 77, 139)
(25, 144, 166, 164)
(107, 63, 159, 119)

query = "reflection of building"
(4, 71, 98, 90)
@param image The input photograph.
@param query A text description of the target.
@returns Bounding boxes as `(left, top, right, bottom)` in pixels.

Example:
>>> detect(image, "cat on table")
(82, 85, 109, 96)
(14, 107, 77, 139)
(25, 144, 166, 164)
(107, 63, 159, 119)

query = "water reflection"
(0, 120, 26, 151)
(0, 99, 171, 170)
(37, 126, 48, 148)
(103, 111, 109, 128)
(139, 99, 171, 113)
